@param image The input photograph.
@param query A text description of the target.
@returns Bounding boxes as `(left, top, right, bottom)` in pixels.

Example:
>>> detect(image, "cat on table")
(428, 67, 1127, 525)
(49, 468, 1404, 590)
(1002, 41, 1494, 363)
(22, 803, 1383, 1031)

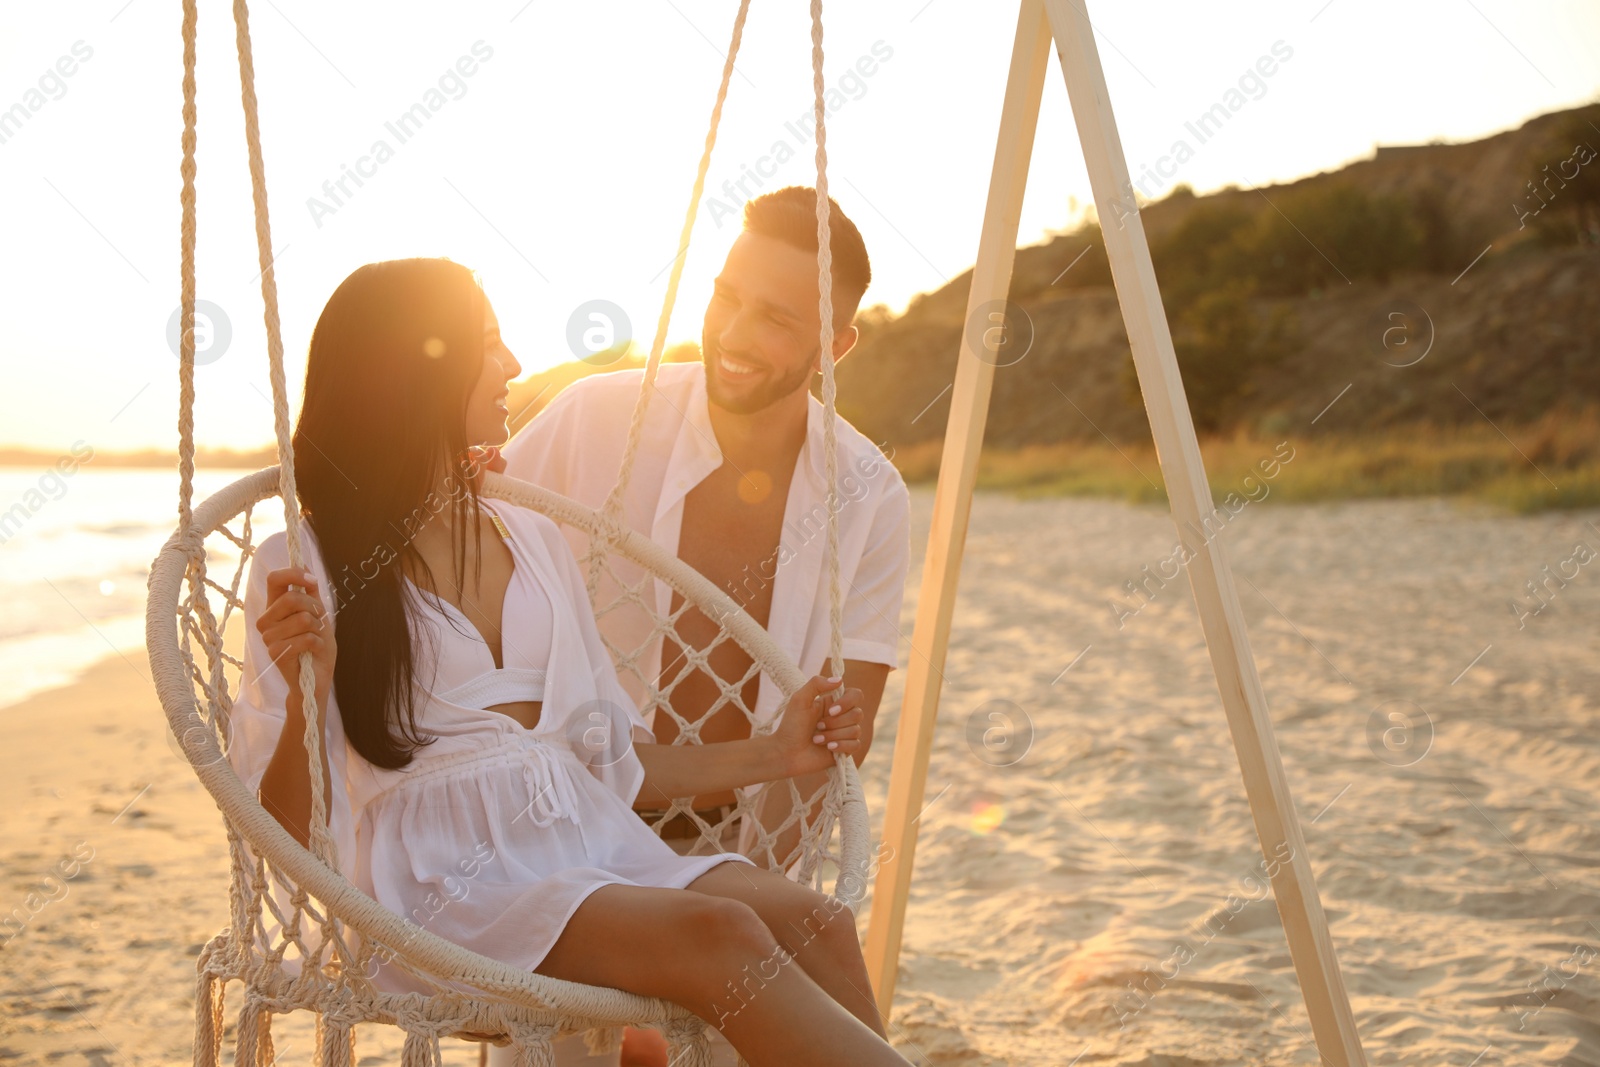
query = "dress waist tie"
(514, 736, 585, 829)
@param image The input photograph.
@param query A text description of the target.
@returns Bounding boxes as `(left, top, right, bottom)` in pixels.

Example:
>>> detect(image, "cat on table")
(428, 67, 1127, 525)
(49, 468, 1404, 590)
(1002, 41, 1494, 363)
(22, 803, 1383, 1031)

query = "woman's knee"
(678, 895, 779, 965)
(666, 895, 784, 1004)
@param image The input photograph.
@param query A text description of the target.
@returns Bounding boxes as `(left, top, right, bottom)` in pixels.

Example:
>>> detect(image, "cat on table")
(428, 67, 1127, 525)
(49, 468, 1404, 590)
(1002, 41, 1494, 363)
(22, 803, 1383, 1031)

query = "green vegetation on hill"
(890, 405, 1600, 514)
(835, 101, 1600, 511)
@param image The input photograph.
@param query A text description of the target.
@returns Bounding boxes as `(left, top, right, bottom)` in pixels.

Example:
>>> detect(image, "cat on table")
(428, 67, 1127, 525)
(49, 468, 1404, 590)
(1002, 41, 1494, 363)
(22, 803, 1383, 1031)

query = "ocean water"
(0, 467, 285, 709)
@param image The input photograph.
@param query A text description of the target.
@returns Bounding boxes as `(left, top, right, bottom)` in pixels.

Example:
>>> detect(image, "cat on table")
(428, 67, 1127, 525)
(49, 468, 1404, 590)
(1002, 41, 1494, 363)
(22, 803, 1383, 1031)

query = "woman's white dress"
(226, 497, 755, 993)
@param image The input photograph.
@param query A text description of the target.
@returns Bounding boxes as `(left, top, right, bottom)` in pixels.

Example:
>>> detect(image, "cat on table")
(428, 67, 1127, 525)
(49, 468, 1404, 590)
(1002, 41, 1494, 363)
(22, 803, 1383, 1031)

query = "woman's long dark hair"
(294, 257, 488, 769)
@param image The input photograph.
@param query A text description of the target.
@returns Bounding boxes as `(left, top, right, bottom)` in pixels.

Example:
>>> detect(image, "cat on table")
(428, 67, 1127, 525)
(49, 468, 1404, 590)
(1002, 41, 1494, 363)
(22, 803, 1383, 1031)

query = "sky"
(1, 0, 1596, 455)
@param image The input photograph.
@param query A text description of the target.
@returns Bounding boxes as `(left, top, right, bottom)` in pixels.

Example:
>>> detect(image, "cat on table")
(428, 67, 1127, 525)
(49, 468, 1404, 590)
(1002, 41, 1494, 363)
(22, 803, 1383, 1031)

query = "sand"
(3, 489, 1598, 1065)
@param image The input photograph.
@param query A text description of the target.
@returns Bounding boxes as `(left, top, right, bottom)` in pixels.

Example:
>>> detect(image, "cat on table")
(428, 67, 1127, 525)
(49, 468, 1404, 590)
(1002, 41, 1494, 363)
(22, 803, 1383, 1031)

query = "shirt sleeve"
(500, 379, 583, 494)
(840, 472, 911, 669)
(536, 510, 656, 807)
(225, 530, 358, 871)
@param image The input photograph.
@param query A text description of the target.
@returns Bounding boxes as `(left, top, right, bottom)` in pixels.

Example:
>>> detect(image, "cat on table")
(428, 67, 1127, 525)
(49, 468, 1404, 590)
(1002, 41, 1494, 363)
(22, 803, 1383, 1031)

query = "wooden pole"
(862, 0, 1052, 1020)
(864, 2, 1367, 1063)
(1039, 1, 1367, 1061)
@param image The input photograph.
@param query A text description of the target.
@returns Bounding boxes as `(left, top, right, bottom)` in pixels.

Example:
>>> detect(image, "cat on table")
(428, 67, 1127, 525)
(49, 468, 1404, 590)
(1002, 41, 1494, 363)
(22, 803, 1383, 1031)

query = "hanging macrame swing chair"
(144, 0, 870, 1063)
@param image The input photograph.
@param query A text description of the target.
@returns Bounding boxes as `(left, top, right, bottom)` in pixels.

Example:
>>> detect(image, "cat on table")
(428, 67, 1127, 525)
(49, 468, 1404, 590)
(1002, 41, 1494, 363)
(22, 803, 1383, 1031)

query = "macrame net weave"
(145, 0, 869, 1064)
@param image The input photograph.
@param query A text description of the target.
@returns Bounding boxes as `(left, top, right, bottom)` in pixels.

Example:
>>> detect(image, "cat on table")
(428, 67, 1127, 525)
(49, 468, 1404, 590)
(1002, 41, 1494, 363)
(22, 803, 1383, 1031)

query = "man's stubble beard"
(703, 345, 818, 417)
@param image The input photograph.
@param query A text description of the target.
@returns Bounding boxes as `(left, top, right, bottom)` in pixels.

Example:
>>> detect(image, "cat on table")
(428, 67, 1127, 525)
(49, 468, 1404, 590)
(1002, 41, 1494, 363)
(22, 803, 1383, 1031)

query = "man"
(497, 186, 910, 1066)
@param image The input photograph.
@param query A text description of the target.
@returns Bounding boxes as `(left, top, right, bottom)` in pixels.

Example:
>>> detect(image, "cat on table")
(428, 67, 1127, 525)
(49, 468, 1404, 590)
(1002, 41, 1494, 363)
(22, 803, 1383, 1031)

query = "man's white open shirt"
(500, 360, 910, 733)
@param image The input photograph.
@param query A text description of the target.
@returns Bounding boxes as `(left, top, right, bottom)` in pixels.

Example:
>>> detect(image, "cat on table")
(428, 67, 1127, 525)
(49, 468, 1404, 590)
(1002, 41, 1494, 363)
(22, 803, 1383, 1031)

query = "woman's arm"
(630, 674, 864, 808)
(253, 567, 337, 851)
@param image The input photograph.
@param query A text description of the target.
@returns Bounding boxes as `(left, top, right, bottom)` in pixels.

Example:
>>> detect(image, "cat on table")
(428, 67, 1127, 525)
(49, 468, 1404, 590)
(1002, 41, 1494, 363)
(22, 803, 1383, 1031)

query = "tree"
(1125, 280, 1297, 433)
(1518, 103, 1600, 247)
(1151, 201, 1257, 316)
(1234, 182, 1424, 296)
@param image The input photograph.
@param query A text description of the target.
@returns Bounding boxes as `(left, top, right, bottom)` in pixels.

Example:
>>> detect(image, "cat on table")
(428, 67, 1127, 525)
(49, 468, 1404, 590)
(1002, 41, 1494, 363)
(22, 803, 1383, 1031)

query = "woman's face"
(464, 300, 522, 447)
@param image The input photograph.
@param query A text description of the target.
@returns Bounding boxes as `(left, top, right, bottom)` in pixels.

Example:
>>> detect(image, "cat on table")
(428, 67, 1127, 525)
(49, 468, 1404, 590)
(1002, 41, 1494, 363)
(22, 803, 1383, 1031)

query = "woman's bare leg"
(683, 863, 885, 1038)
(535, 881, 908, 1067)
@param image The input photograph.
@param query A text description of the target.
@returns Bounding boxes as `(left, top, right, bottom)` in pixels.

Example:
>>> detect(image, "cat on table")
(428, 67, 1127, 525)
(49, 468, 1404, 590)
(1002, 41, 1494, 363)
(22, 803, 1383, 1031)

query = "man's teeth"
(720, 356, 758, 378)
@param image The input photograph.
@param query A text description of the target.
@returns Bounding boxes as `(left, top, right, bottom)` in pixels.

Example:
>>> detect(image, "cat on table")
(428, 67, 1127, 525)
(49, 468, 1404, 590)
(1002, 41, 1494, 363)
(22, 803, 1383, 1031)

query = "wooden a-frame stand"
(860, 1, 1367, 1063)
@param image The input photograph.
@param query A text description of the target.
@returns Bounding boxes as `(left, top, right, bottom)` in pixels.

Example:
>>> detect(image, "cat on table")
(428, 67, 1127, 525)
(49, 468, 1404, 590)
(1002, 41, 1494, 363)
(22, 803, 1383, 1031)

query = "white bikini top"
(405, 503, 554, 709)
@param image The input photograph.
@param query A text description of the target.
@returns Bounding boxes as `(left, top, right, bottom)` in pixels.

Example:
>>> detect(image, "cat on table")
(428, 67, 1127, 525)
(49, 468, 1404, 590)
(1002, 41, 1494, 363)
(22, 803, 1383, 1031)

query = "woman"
(227, 258, 910, 1067)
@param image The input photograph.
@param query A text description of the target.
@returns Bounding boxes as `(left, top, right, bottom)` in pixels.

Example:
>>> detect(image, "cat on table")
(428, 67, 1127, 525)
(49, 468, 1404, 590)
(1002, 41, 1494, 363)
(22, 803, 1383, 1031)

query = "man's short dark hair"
(741, 186, 871, 318)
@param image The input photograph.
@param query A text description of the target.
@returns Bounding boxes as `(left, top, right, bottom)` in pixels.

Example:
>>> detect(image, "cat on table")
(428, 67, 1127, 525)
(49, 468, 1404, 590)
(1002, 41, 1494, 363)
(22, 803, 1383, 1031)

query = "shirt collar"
(799, 383, 829, 490)
(679, 361, 831, 492)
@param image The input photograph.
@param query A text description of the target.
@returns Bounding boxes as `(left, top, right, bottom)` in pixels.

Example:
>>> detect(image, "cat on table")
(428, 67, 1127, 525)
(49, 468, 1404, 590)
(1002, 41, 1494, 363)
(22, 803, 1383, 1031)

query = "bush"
(1150, 183, 1458, 315)
(1041, 222, 1113, 293)
(1407, 180, 1495, 273)
(1126, 283, 1299, 438)
(1232, 182, 1424, 296)
(1151, 201, 1258, 316)
(1518, 103, 1600, 248)
(1123, 280, 1297, 433)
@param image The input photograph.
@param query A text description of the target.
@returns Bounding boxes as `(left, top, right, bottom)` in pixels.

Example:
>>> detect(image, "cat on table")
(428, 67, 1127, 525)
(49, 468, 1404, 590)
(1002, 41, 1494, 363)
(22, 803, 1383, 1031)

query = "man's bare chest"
(675, 463, 796, 625)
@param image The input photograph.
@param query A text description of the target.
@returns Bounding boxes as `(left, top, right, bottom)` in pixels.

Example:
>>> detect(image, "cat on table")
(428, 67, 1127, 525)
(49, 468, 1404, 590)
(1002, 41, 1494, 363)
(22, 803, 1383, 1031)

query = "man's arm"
(844, 659, 889, 765)
(748, 474, 910, 867)
(835, 475, 911, 759)
(631, 737, 788, 810)
(740, 659, 885, 869)
(631, 675, 865, 807)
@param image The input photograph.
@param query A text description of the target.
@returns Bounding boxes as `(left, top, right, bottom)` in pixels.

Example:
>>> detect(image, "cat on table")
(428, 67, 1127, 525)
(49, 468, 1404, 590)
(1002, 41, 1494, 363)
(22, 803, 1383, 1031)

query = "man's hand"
(767, 673, 865, 778)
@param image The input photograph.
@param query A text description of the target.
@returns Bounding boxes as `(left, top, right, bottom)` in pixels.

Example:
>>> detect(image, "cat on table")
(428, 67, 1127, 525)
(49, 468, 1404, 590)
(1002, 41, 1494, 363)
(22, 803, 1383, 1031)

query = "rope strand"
(161, 0, 868, 1048)
(177, 0, 199, 540)
(601, 0, 753, 524)
(228, 0, 338, 872)
(809, 0, 845, 686)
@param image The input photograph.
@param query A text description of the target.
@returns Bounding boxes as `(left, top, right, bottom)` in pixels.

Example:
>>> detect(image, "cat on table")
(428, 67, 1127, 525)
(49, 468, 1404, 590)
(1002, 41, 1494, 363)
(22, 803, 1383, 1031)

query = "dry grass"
(890, 406, 1600, 514)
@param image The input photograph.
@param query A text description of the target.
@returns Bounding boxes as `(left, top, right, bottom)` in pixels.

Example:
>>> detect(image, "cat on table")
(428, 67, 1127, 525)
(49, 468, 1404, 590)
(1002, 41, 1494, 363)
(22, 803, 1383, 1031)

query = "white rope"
(807, 0, 845, 685)
(599, 0, 847, 693)
(150, 469, 870, 1045)
(176, 0, 237, 834)
(601, 0, 753, 524)
(177, 0, 198, 544)
(227, 0, 338, 871)
(161, 0, 865, 1055)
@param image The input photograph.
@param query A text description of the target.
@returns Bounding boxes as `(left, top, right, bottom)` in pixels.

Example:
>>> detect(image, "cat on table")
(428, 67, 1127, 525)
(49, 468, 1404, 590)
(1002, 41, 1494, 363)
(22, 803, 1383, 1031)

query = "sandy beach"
(3, 487, 1598, 1065)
